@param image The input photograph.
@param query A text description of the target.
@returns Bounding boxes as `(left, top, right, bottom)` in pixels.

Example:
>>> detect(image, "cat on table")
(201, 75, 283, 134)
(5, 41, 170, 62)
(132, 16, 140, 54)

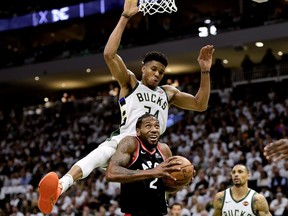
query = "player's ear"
(136, 128, 140, 136)
(141, 65, 146, 74)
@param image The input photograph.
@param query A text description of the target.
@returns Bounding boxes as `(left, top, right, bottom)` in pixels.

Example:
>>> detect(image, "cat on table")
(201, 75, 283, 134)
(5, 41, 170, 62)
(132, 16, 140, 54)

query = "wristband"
(201, 71, 210, 74)
(121, 13, 131, 19)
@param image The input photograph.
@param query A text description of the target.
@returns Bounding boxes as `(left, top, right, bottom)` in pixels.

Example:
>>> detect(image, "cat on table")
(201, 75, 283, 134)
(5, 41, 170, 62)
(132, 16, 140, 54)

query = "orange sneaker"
(38, 172, 62, 214)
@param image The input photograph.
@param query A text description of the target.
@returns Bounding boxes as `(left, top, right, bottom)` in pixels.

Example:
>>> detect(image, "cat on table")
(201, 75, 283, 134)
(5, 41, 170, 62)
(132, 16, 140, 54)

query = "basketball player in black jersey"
(106, 113, 184, 216)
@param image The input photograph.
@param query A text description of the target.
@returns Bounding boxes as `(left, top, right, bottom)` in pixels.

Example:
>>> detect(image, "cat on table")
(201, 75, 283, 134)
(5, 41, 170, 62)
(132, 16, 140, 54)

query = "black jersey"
(120, 137, 168, 216)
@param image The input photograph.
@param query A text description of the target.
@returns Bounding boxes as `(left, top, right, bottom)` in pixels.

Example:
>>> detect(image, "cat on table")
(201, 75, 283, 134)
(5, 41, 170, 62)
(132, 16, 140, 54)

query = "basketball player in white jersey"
(37, 0, 214, 214)
(213, 164, 271, 216)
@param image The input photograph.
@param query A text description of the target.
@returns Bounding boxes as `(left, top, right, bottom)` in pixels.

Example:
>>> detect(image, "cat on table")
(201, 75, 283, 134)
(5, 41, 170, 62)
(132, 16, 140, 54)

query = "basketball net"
(138, 0, 178, 15)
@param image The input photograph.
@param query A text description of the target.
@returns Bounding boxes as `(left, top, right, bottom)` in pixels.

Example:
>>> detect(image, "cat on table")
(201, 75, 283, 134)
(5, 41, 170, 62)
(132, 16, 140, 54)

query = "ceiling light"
(255, 42, 264, 47)
(166, 67, 172, 73)
(204, 19, 211, 24)
(252, 0, 269, 3)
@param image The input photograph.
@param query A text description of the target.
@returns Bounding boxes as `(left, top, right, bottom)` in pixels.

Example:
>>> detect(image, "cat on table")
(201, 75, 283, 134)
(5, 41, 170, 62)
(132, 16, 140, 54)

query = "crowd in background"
(0, 76, 288, 215)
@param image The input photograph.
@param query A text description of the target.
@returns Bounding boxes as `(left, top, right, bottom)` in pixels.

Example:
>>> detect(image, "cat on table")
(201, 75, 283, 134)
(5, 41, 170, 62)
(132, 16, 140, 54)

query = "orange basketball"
(163, 156, 194, 189)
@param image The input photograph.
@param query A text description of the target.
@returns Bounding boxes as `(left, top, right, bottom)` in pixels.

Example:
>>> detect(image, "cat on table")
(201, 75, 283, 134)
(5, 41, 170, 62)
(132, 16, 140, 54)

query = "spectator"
(270, 192, 288, 216)
(228, 145, 243, 165)
(241, 54, 254, 81)
(260, 48, 278, 77)
(169, 202, 183, 216)
(270, 166, 288, 197)
(192, 169, 209, 196)
(210, 58, 226, 89)
(257, 169, 271, 191)
(218, 87, 232, 106)
(279, 161, 288, 177)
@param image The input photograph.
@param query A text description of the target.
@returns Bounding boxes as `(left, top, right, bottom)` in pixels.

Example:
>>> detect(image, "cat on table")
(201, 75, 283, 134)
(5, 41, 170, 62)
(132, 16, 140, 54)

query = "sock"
(59, 174, 73, 194)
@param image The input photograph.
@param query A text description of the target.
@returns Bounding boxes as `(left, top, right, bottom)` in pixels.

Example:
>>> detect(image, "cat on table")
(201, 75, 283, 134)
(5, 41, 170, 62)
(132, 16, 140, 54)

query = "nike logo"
(140, 150, 146, 154)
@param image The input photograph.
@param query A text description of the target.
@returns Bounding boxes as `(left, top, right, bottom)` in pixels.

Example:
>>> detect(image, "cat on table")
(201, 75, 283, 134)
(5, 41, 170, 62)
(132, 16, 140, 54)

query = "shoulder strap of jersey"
(127, 137, 140, 168)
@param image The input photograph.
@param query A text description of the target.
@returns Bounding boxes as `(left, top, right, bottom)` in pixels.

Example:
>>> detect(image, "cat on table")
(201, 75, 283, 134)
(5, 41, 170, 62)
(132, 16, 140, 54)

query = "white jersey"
(110, 81, 169, 143)
(222, 188, 257, 216)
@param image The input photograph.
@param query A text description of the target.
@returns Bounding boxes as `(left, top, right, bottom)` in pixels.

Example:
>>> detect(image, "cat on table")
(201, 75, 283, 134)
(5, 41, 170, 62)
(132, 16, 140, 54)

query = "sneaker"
(38, 172, 62, 214)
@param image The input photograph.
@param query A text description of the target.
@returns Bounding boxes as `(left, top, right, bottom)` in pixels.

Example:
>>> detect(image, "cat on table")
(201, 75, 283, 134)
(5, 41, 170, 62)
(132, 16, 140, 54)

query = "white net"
(138, 0, 178, 15)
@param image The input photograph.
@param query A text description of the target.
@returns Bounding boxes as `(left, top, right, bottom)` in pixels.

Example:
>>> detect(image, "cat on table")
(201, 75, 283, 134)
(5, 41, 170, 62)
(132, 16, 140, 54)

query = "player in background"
(213, 164, 271, 216)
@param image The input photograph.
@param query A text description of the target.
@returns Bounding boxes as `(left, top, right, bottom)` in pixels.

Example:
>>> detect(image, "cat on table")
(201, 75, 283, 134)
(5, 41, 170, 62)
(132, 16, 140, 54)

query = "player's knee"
(75, 145, 116, 178)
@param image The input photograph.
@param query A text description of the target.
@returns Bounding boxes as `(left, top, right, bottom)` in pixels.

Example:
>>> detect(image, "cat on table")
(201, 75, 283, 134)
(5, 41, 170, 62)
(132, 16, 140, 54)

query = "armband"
(121, 13, 131, 19)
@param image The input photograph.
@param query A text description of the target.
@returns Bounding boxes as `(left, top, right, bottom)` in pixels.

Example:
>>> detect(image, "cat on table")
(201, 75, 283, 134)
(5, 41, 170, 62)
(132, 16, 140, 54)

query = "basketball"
(163, 156, 194, 189)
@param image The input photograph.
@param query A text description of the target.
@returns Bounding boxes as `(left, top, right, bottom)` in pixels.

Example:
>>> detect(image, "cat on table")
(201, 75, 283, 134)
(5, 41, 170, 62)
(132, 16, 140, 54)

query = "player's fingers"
(165, 162, 181, 171)
(267, 144, 287, 156)
(166, 156, 182, 165)
(166, 156, 178, 162)
(165, 174, 177, 181)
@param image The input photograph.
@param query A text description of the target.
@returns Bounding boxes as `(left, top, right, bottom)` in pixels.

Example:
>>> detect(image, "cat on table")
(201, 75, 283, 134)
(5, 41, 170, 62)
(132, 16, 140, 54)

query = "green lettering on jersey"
(223, 210, 252, 216)
(136, 93, 167, 110)
(137, 93, 144, 102)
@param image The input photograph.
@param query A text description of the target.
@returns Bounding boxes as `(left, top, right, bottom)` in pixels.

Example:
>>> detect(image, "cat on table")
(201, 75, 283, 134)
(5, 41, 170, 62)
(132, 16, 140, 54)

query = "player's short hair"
(233, 164, 250, 174)
(136, 113, 157, 129)
(142, 51, 168, 67)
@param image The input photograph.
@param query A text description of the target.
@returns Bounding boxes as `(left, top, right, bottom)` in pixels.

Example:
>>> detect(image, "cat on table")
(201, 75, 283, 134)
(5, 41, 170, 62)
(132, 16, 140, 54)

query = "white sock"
(59, 174, 73, 194)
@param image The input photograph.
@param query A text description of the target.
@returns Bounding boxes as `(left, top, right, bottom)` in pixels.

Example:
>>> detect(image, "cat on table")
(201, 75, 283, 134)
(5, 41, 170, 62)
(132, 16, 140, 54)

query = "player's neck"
(231, 185, 249, 200)
(140, 80, 157, 91)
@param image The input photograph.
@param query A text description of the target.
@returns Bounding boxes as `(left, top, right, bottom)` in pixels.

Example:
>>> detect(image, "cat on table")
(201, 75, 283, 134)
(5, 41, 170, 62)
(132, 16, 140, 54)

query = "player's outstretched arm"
(103, 0, 138, 90)
(264, 138, 288, 161)
(166, 45, 214, 111)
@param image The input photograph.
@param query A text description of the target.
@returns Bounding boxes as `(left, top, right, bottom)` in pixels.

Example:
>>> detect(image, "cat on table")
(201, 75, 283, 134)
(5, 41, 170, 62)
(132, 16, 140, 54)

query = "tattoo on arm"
(213, 193, 224, 216)
(253, 194, 272, 216)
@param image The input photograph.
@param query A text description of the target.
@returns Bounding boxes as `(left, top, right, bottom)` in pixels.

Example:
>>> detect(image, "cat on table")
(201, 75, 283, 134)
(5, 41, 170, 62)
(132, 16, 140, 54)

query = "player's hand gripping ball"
(164, 156, 195, 191)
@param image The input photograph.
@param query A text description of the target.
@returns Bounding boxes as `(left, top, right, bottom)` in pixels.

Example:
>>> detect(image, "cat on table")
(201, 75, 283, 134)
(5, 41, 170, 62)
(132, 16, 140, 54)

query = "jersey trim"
(251, 191, 257, 215)
(125, 81, 139, 99)
(127, 137, 140, 168)
(222, 188, 226, 213)
(157, 143, 167, 161)
(229, 188, 252, 203)
(159, 85, 170, 104)
(107, 82, 140, 140)
(139, 138, 157, 155)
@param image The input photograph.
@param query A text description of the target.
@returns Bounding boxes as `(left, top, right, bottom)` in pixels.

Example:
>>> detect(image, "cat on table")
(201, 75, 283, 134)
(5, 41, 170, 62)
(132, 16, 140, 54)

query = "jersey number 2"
(150, 178, 158, 189)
